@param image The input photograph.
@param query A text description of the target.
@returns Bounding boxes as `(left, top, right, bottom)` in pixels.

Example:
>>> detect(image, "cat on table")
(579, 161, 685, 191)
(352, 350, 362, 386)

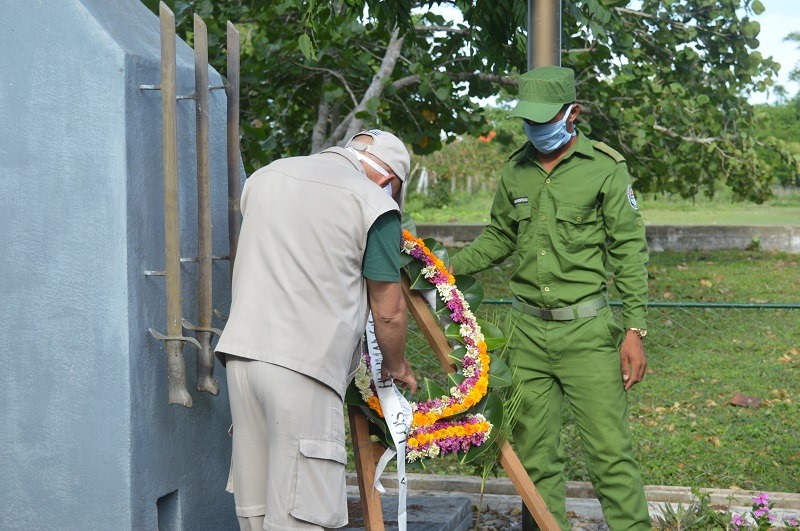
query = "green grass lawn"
(640, 196, 800, 225)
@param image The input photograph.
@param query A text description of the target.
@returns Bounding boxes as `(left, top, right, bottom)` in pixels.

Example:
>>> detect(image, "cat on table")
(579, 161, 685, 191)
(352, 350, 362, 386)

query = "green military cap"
(508, 66, 576, 123)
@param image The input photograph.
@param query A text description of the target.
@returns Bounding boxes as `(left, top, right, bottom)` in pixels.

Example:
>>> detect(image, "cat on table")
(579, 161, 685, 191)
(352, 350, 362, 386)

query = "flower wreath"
(347, 220, 511, 464)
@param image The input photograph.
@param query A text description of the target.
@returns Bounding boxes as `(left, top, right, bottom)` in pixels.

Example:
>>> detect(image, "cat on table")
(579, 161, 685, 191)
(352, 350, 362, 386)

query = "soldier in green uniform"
(450, 66, 651, 530)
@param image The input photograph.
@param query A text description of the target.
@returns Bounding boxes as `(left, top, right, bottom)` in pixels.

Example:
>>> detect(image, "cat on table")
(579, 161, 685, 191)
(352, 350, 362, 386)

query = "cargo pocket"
(598, 305, 624, 350)
(290, 437, 348, 528)
(555, 204, 599, 253)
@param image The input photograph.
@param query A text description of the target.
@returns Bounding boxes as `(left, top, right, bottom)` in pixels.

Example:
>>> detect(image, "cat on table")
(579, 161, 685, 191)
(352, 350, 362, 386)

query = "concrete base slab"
(346, 473, 800, 529)
(346, 495, 472, 531)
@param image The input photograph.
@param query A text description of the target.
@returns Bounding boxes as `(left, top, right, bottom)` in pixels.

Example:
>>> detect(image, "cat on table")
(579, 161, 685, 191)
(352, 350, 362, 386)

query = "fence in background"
(404, 300, 800, 380)
(406, 299, 800, 378)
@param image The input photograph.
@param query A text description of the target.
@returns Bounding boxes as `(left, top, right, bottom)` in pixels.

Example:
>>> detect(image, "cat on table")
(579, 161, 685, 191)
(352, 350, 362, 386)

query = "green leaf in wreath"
(444, 322, 462, 342)
(447, 372, 465, 389)
(445, 319, 505, 351)
(433, 274, 484, 319)
(404, 239, 448, 290)
(405, 258, 428, 289)
(487, 356, 513, 388)
(401, 212, 417, 237)
(477, 319, 507, 351)
(459, 393, 505, 464)
(421, 377, 448, 401)
(366, 411, 395, 450)
(399, 251, 414, 268)
(454, 274, 484, 311)
(406, 458, 426, 470)
(344, 381, 368, 407)
(448, 344, 467, 369)
(423, 238, 449, 269)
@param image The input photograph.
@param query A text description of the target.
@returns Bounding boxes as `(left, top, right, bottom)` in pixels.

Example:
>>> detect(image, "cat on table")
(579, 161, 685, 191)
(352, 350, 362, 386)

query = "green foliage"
(752, 100, 800, 188)
(786, 32, 800, 86)
(507, 0, 790, 202)
(147, 1, 794, 201)
(653, 489, 727, 530)
(653, 490, 728, 531)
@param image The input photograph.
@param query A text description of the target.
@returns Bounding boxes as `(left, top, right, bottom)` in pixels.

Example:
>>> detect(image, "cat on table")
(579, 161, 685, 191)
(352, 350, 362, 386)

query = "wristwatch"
(627, 328, 648, 339)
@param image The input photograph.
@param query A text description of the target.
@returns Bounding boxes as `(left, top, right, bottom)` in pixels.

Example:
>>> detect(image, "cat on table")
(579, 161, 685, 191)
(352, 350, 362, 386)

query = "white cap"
(345, 129, 410, 182)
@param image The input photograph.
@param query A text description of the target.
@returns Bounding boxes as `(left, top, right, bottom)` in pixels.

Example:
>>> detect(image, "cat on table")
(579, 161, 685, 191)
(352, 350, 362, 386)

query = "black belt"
(512, 296, 607, 321)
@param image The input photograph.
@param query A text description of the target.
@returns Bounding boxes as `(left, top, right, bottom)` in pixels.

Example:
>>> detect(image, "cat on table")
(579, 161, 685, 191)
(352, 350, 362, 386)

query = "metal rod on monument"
(400, 274, 560, 531)
(158, 1, 192, 408)
(528, 0, 562, 69)
(225, 21, 242, 281)
(185, 13, 220, 396)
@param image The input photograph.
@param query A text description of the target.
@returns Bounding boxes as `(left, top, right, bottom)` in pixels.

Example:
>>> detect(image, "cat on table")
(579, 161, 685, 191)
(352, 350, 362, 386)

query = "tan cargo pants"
(226, 357, 348, 531)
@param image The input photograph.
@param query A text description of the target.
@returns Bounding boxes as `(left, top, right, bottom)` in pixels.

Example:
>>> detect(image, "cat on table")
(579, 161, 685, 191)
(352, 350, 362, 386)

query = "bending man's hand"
(620, 331, 646, 391)
(381, 357, 417, 395)
(367, 278, 418, 394)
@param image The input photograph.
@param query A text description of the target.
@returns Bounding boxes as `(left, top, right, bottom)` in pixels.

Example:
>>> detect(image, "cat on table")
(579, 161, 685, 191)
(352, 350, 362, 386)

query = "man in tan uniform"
(215, 130, 418, 531)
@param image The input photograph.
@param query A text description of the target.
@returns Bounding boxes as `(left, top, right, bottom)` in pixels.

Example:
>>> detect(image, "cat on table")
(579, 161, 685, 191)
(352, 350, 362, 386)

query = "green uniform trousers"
(506, 305, 651, 530)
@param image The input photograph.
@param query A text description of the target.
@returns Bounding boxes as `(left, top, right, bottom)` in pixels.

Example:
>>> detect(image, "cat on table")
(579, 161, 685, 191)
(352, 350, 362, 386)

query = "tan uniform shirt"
(215, 147, 399, 398)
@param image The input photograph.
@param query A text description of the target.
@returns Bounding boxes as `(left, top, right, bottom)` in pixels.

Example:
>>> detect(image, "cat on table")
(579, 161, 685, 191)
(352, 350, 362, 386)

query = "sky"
(749, 0, 800, 103)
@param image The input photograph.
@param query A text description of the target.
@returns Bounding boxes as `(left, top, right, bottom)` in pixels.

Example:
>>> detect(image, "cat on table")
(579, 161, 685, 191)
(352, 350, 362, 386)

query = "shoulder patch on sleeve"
(593, 141, 626, 163)
(627, 184, 639, 211)
(507, 142, 529, 161)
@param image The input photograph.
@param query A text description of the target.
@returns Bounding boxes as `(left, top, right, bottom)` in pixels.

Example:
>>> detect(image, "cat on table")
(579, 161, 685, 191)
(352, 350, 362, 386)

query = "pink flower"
(731, 513, 744, 527)
(753, 493, 770, 507)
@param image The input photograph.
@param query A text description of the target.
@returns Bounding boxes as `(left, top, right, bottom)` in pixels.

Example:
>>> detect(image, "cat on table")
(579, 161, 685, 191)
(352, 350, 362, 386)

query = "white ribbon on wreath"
(364, 311, 412, 531)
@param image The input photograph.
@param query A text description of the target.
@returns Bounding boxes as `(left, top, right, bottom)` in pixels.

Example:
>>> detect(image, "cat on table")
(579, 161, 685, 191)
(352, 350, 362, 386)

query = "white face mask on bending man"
(345, 129, 410, 209)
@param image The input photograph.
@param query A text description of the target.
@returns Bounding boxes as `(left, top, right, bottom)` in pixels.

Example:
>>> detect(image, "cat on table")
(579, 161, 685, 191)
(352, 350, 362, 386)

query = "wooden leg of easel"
(348, 405, 385, 531)
(400, 273, 560, 531)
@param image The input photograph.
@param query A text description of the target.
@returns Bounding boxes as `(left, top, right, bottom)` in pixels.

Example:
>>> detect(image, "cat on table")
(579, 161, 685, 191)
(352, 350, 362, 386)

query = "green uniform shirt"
(450, 133, 649, 329)
(363, 211, 402, 282)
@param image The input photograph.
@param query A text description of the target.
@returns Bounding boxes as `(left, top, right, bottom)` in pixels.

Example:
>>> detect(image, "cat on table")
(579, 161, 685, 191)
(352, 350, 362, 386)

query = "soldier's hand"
(620, 331, 647, 391)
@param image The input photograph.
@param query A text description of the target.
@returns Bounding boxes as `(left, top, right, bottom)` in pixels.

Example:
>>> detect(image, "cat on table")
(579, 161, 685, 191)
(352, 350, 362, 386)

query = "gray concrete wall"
(417, 224, 800, 253)
(0, 1, 236, 529)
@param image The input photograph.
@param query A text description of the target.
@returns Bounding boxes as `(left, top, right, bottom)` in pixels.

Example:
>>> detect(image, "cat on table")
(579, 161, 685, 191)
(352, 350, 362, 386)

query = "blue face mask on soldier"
(523, 104, 576, 154)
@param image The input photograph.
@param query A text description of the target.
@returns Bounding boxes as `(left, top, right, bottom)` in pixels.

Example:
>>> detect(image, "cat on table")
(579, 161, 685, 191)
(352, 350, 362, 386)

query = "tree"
(753, 100, 800, 188)
(786, 32, 800, 88)
(144, 0, 796, 202)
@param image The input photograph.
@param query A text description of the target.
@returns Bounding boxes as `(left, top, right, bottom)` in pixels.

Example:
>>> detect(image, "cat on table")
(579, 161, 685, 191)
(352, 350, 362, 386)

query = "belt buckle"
(539, 308, 554, 320)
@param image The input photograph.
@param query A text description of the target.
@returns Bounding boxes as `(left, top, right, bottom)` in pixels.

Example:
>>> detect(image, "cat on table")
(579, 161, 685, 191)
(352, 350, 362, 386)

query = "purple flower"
(753, 493, 770, 507)
(754, 507, 769, 518)
(731, 513, 744, 527)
